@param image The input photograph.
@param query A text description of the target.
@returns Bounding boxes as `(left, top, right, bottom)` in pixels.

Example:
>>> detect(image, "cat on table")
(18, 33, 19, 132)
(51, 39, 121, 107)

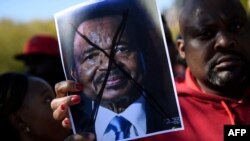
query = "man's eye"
(230, 21, 243, 32)
(86, 54, 96, 60)
(198, 30, 214, 39)
(115, 45, 129, 53)
(82, 52, 99, 63)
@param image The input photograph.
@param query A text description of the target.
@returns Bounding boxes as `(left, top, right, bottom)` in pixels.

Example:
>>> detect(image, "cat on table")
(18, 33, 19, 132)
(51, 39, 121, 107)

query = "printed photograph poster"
(54, 0, 183, 140)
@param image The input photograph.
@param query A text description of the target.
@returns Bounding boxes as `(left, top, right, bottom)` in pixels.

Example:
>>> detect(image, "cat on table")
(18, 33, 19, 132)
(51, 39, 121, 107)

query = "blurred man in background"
(15, 34, 65, 88)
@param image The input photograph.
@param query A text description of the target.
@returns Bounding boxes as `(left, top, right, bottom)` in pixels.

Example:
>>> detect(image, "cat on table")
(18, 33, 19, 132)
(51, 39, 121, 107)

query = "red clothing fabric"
(136, 68, 250, 141)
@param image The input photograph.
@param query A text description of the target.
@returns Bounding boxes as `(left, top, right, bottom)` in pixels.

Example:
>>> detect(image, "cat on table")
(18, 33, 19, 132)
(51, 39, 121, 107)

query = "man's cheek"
(79, 66, 98, 82)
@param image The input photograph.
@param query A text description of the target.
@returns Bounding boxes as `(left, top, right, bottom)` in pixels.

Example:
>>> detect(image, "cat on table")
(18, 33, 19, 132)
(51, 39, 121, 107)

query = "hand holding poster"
(54, 0, 183, 140)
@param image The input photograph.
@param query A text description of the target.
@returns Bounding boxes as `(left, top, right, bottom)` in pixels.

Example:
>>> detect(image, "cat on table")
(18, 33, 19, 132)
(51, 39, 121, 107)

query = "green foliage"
(241, 0, 250, 15)
(0, 19, 57, 74)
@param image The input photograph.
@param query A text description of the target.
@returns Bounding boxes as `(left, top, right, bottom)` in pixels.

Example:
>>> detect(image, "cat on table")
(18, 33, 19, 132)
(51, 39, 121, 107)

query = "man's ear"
(71, 66, 77, 81)
(176, 38, 186, 59)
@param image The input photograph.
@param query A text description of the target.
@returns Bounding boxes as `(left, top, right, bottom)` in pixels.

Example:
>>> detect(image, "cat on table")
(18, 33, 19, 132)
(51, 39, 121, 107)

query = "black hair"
(0, 72, 28, 140)
(56, 0, 156, 78)
(58, 0, 172, 99)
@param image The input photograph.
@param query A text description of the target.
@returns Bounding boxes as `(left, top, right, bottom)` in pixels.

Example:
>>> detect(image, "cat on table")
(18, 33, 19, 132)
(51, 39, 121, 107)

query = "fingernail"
(71, 95, 81, 104)
(64, 118, 70, 125)
(60, 104, 65, 111)
(75, 83, 83, 90)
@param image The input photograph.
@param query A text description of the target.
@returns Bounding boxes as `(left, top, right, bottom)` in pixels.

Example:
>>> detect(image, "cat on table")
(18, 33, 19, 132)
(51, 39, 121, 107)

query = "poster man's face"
(72, 16, 143, 103)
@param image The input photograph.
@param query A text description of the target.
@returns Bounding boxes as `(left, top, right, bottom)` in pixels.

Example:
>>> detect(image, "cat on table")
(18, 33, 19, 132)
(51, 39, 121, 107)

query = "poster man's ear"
(176, 38, 186, 59)
(71, 66, 77, 81)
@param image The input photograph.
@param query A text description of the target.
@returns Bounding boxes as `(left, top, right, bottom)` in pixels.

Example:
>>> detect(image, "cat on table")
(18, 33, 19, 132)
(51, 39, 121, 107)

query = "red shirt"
(136, 68, 250, 141)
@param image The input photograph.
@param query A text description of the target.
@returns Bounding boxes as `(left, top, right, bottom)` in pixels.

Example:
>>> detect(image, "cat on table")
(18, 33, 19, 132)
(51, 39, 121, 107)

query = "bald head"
(179, 0, 246, 37)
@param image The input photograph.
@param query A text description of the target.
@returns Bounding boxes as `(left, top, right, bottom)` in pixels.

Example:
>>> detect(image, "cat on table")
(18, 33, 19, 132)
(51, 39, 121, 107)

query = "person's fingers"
(52, 103, 68, 121)
(51, 95, 81, 120)
(64, 132, 95, 141)
(62, 117, 72, 129)
(55, 80, 84, 98)
(51, 95, 81, 110)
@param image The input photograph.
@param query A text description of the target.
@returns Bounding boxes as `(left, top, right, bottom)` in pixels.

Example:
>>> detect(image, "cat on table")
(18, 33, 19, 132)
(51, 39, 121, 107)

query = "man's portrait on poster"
(54, 0, 183, 140)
